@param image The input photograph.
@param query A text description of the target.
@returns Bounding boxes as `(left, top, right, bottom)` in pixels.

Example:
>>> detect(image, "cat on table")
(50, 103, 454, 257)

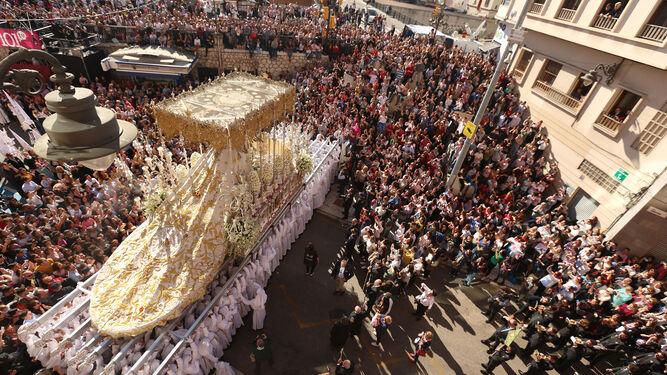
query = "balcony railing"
(513, 69, 525, 80)
(639, 24, 667, 42)
(533, 80, 582, 113)
(594, 113, 623, 136)
(556, 8, 576, 21)
(592, 14, 618, 30)
(529, 3, 544, 14)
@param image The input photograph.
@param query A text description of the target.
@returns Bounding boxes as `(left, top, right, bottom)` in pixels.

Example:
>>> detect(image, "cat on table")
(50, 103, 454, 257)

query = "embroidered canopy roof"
(154, 73, 295, 150)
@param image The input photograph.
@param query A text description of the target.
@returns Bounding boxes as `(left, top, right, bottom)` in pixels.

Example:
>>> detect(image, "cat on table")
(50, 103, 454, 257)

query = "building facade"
(496, 0, 667, 256)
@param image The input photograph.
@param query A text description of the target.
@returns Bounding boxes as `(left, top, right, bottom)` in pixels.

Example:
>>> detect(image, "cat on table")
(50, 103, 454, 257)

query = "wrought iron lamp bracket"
(0, 47, 74, 95)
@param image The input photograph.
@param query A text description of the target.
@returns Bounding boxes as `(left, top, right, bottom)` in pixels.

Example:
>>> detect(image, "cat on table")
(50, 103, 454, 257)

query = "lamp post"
(445, 0, 533, 189)
(0, 48, 137, 170)
(582, 63, 619, 86)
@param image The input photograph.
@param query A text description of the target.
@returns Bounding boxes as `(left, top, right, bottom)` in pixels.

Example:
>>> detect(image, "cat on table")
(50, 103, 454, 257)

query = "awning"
(405, 24, 446, 37)
(101, 46, 197, 76)
(478, 41, 501, 53)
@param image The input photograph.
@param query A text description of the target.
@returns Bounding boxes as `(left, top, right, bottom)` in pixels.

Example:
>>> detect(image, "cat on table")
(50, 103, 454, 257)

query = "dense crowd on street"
(0, 1, 665, 374)
(292, 7, 665, 375)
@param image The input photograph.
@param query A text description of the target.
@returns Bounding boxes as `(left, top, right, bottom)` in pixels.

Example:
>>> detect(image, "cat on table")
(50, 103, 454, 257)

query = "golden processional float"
(18, 73, 341, 375)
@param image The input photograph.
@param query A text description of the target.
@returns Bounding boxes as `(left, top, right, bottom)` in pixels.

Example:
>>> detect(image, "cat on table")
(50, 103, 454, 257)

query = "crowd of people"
(287, 6, 664, 375)
(2, 0, 384, 56)
(0, 1, 664, 374)
(0, 73, 199, 370)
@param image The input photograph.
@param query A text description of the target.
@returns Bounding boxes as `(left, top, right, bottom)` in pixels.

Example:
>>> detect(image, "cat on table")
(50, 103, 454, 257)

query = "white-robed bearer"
(237, 282, 268, 330)
(413, 283, 436, 320)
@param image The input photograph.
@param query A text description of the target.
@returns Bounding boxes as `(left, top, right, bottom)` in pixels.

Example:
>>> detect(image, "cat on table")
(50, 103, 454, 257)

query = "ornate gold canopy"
(153, 73, 295, 150)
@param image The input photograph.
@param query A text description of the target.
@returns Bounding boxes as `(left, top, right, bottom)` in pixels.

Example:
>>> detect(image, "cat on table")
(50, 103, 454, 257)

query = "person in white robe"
(237, 283, 267, 330)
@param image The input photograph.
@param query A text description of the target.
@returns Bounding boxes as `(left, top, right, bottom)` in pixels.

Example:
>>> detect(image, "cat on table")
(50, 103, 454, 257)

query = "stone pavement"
(222, 187, 600, 375)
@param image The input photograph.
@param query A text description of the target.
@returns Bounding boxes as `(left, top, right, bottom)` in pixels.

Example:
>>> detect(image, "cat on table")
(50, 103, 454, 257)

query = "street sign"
(462, 121, 477, 139)
(613, 168, 629, 183)
(508, 28, 526, 43)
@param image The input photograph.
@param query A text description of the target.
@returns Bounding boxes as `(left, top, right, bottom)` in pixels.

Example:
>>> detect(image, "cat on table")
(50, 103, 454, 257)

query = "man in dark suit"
(482, 346, 515, 374)
(524, 325, 556, 357)
(520, 352, 556, 375)
(554, 338, 594, 371)
(331, 258, 354, 295)
(481, 318, 520, 353)
(589, 331, 629, 366)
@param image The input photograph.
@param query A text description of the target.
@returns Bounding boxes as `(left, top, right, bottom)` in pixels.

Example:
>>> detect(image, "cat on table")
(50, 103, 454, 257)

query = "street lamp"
(582, 63, 619, 86)
(0, 48, 137, 170)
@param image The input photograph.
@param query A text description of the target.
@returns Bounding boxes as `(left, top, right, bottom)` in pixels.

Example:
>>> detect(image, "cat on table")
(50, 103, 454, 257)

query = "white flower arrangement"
(224, 215, 258, 257)
(296, 150, 313, 175)
(142, 188, 167, 216)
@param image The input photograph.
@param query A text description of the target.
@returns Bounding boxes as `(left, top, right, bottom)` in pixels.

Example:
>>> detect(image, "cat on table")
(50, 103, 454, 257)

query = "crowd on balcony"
(599, 1, 626, 18)
(0, 2, 665, 374)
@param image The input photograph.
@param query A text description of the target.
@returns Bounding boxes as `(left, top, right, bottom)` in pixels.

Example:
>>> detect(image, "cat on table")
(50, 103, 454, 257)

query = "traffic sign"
(613, 168, 629, 183)
(462, 121, 477, 139)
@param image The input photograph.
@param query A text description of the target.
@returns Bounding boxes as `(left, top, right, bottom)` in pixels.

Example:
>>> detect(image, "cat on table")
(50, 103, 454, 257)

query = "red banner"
(0, 28, 42, 49)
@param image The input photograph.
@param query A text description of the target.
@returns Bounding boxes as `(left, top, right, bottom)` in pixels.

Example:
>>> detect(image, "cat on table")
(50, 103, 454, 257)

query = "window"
(607, 90, 641, 122)
(562, 0, 582, 10)
(593, 0, 628, 30)
(484, 0, 491, 7)
(530, 0, 546, 13)
(570, 74, 593, 101)
(513, 50, 533, 80)
(578, 160, 620, 193)
(557, 0, 581, 21)
(648, 0, 667, 26)
(640, 1, 667, 42)
(538, 60, 562, 85)
(599, 0, 628, 18)
(568, 189, 600, 221)
(515, 50, 533, 72)
(633, 105, 667, 154)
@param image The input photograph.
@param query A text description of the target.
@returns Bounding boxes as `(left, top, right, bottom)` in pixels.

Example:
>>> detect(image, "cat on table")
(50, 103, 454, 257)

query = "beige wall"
(502, 0, 666, 69)
(511, 29, 667, 229)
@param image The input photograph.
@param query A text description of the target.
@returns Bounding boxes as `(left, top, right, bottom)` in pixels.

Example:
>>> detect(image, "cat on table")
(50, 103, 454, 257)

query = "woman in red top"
(407, 331, 433, 363)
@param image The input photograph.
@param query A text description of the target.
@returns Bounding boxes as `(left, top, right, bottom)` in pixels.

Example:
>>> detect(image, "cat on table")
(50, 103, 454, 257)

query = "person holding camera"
(249, 334, 273, 375)
(407, 330, 433, 364)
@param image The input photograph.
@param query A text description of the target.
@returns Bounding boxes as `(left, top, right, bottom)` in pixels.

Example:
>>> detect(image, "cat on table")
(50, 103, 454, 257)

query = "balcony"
(532, 80, 582, 114)
(513, 69, 525, 80)
(594, 113, 623, 136)
(592, 14, 618, 30)
(529, 3, 544, 14)
(639, 24, 667, 42)
(556, 8, 576, 22)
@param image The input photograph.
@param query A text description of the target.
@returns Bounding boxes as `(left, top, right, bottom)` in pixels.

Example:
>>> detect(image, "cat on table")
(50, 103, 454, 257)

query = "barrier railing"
(592, 14, 618, 30)
(594, 113, 623, 136)
(532, 80, 582, 113)
(556, 8, 576, 21)
(639, 23, 667, 42)
(529, 3, 544, 14)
